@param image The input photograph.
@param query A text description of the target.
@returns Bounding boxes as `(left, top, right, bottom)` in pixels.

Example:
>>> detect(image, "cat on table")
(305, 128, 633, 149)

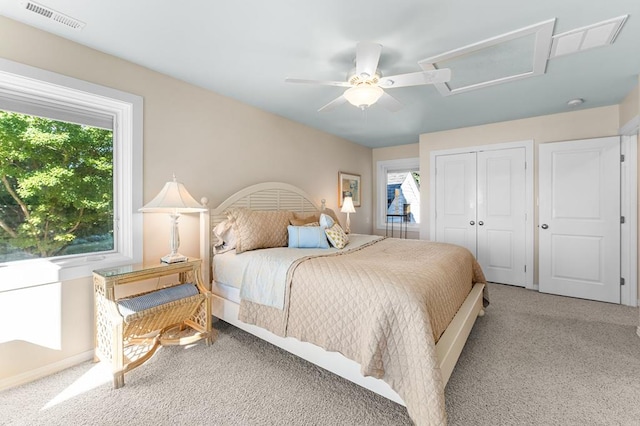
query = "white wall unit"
(431, 141, 533, 288)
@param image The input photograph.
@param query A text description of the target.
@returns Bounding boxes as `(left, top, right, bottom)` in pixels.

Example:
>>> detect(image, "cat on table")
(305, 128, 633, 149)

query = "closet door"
(539, 137, 620, 303)
(435, 152, 477, 256)
(476, 148, 527, 286)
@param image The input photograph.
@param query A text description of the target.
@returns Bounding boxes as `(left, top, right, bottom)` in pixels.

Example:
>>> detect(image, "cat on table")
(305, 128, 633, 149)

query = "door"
(477, 148, 527, 286)
(539, 137, 621, 303)
(434, 148, 527, 286)
(435, 152, 477, 256)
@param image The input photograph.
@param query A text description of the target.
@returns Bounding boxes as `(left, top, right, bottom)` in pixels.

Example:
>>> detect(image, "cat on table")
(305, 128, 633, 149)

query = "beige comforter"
(239, 238, 487, 425)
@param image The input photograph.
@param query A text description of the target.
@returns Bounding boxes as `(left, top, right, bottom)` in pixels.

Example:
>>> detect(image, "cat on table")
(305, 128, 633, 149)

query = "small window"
(386, 171, 420, 224)
(377, 158, 420, 230)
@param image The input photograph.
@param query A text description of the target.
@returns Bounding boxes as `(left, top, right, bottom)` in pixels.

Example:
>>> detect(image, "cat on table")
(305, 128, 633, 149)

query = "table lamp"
(341, 195, 356, 234)
(139, 175, 206, 263)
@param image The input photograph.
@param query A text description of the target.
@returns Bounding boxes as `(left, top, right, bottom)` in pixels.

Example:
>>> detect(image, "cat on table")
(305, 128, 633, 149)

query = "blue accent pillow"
(288, 225, 330, 249)
(319, 213, 335, 229)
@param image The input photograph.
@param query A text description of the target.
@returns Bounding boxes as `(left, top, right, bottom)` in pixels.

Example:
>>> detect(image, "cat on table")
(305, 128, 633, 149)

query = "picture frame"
(338, 172, 361, 207)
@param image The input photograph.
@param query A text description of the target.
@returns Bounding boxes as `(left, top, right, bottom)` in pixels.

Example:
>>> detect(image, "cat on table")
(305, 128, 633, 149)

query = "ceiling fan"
(285, 41, 451, 112)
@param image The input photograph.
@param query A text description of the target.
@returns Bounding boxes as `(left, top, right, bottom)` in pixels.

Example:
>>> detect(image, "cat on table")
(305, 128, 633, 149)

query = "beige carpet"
(2, 283, 639, 425)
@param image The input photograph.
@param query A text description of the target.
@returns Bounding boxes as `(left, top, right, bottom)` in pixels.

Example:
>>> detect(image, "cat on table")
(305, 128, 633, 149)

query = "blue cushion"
(117, 283, 199, 318)
(287, 225, 330, 249)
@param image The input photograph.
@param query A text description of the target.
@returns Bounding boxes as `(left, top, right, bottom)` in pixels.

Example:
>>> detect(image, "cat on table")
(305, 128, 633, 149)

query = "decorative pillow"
(287, 225, 329, 249)
(290, 213, 320, 226)
(226, 208, 294, 254)
(325, 223, 349, 249)
(322, 208, 342, 228)
(213, 220, 236, 254)
(319, 213, 335, 229)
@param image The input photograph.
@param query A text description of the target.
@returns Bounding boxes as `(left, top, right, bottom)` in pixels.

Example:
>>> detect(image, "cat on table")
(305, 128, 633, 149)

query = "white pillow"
(213, 220, 236, 254)
(319, 213, 335, 229)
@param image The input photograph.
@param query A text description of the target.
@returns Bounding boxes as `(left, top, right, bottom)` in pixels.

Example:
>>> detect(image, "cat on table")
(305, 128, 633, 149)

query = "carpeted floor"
(2, 283, 639, 425)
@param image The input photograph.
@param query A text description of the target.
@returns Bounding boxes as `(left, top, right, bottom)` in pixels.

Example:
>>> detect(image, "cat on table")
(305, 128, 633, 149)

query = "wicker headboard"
(199, 182, 324, 282)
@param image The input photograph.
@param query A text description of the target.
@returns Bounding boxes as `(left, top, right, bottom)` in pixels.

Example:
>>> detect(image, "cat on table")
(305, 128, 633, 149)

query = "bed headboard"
(199, 182, 324, 282)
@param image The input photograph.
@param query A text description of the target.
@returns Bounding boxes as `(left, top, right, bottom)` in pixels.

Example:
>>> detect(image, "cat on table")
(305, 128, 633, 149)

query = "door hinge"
(524, 265, 527, 273)
(621, 277, 625, 286)
(621, 154, 625, 162)
(621, 216, 626, 224)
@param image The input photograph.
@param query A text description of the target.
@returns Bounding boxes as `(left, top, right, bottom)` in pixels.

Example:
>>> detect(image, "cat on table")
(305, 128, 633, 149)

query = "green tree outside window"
(0, 111, 114, 261)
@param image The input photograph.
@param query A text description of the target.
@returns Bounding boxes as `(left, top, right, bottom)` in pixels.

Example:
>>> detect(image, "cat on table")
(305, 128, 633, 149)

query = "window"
(377, 158, 420, 230)
(0, 58, 142, 290)
(0, 111, 114, 262)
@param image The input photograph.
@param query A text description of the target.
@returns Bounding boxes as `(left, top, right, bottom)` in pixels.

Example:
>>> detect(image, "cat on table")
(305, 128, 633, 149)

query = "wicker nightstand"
(93, 259, 213, 388)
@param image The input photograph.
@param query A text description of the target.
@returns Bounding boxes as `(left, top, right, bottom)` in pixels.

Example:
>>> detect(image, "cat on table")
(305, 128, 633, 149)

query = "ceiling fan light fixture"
(343, 84, 384, 109)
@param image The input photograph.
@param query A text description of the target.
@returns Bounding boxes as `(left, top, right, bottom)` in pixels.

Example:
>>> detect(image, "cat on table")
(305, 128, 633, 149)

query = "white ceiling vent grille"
(549, 15, 627, 58)
(24, 1, 86, 30)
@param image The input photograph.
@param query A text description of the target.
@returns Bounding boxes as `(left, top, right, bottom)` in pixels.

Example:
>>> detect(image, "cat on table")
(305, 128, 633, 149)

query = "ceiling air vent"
(24, 1, 86, 30)
(549, 15, 627, 58)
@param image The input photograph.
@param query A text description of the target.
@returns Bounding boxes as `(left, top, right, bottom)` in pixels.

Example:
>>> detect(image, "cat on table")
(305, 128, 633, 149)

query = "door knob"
(478, 221, 484, 226)
(470, 220, 475, 225)
(541, 224, 549, 229)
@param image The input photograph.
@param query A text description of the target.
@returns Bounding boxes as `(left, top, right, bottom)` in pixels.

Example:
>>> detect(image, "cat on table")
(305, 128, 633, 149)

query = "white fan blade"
(377, 91, 402, 112)
(355, 41, 382, 79)
(285, 78, 351, 87)
(379, 68, 452, 88)
(318, 95, 347, 112)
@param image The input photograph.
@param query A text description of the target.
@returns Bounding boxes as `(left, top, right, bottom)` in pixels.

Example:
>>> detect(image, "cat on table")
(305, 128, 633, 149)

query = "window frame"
(0, 58, 143, 291)
(376, 157, 420, 231)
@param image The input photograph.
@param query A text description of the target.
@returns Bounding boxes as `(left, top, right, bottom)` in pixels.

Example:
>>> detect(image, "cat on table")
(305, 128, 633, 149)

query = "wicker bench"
(93, 259, 213, 389)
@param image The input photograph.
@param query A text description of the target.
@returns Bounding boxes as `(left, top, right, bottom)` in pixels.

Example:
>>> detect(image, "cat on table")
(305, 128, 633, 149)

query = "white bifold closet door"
(435, 148, 526, 286)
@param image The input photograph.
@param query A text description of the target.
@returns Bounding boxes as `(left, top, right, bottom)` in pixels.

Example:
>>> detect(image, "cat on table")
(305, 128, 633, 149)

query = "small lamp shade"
(139, 177, 206, 213)
(341, 196, 356, 234)
(139, 176, 206, 263)
(341, 196, 356, 214)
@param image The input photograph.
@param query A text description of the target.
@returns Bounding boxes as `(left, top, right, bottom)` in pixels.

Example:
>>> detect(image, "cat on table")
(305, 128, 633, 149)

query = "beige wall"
(620, 83, 639, 129)
(0, 17, 372, 386)
(420, 105, 621, 284)
(372, 143, 420, 239)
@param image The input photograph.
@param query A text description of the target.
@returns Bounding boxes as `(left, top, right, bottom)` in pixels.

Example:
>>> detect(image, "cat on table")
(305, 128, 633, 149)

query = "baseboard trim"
(0, 350, 94, 392)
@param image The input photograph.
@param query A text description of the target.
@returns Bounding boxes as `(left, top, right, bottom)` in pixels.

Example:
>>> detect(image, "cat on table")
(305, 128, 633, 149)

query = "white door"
(435, 152, 477, 256)
(477, 148, 527, 286)
(539, 137, 621, 303)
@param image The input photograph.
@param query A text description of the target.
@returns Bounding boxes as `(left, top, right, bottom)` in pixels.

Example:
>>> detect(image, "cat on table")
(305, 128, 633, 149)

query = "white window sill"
(0, 253, 139, 292)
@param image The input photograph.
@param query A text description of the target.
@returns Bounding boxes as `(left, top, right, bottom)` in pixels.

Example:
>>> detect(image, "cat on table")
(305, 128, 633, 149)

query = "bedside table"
(93, 258, 213, 388)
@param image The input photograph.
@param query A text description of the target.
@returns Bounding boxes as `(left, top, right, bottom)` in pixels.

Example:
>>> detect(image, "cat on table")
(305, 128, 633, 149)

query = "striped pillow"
(117, 283, 199, 319)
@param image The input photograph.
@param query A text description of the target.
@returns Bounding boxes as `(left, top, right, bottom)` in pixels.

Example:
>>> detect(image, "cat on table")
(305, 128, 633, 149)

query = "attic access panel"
(419, 19, 555, 96)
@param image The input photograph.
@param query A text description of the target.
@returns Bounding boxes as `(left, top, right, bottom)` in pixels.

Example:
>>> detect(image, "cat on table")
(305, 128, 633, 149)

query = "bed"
(199, 182, 487, 426)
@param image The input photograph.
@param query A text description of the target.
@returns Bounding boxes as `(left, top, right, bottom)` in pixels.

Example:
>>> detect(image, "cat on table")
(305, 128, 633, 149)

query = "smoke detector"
(567, 98, 584, 107)
(23, 1, 85, 30)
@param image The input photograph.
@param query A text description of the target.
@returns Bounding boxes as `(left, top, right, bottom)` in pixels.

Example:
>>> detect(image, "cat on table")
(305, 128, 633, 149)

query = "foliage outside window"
(0, 111, 114, 262)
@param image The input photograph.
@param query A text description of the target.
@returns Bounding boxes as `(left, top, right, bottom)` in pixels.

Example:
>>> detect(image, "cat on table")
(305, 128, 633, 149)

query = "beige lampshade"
(139, 177, 206, 213)
(341, 196, 356, 214)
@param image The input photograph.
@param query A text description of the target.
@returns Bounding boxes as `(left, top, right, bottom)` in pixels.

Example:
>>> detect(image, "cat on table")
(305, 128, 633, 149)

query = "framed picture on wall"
(338, 172, 361, 207)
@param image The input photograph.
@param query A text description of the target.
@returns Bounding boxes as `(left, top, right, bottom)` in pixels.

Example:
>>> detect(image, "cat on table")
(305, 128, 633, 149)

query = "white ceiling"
(1, 0, 639, 148)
